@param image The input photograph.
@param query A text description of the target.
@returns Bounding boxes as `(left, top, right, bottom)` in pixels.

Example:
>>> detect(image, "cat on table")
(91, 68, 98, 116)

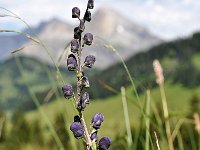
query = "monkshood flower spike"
(84, 33, 93, 45)
(72, 7, 80, 18)
(62, 0, 111, 149)
(70, 122, 84, 139)
(84, 55, 96, 68)
(77, 92, 90, 111)
(92, 113, 104, 129)
(71, 39, 79, 53)
(84, 10, 92, 22)
(67, 54, 77, 71)
(87, 0, 94, 9)
(80, 76, 90, 88)
(98, 137, 112, 150)
(62, 84, 73, 99)
(91, 131, 98, 142)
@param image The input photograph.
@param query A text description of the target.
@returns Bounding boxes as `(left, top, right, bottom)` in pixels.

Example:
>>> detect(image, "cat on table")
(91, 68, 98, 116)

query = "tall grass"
(0, 7, 77, 150)
(145, 90, 151, 150)
(121, 87, 133, 149)
(15, 56, 65, 150)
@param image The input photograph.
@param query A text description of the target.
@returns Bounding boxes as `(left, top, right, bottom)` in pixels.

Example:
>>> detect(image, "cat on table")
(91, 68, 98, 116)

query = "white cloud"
(0, 0, 200, 40)
(111, 0, 200, 39)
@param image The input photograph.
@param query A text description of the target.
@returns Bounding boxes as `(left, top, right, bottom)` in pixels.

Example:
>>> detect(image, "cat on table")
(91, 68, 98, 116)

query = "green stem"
(159, 84, 174, 150)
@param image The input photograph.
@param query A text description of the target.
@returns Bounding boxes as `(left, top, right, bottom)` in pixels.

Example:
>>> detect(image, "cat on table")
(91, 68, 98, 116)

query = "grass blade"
(121, 87, 133, 149)
(145, 90, 151, 150)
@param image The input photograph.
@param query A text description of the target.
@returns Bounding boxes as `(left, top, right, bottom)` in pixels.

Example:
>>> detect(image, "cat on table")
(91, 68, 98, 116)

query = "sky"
(0, 0, 200, 40)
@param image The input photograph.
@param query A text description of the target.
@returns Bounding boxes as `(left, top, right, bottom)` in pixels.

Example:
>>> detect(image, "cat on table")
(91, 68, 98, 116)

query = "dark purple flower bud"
(84, 10, 91, 22)
(91, 131, 98, 142)
(74, 27, 81, 39)
(80, 76, 90, 88)
(83, 33, 93, 45)
(87, 0, 94, 9)
(79, 19, 85, 32)
(70, 122, 84, 139)
(74, 115, 81, 123)
(77, 92, 90, 111)
(92, 113, 104, 129)
(71, 39, 79, 53)
(98, 137, 112, 150)
(62, 84, 73, 99)
(67, 54, 77, 71)
(72, 7, 80, 18)
(84, 55, 96, 68)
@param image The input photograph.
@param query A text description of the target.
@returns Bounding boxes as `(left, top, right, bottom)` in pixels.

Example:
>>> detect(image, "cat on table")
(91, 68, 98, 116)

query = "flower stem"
(76, 28, 92, 150)
(80, 112, 92, 149)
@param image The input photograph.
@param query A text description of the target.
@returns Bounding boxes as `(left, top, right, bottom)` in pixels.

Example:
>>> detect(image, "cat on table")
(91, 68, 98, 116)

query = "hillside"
(0, 32, 200, 111)
(0, 56, 73, 111)
(0, 55, 100, 111)
(87, 32, 200, 98)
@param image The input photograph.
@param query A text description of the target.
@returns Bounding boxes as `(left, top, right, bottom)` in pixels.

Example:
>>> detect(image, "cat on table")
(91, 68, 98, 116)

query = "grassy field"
(25, 82, 200, 141)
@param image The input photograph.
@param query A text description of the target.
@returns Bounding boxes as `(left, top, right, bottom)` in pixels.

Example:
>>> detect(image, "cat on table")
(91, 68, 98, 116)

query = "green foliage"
(48, 113, 70, 149)
(88, 32, 200, 98)
(0, 56, 74, 111)
(11, 110, 32, 143)
(30, 119, 44, 146)
(111, 134, 128, 150)
(0, 110, 72, 149)
(0, 55, 99, 111)
(1, 32, 200, 111)
(189, 94, 200, 116)
(0, 112, 6, 143)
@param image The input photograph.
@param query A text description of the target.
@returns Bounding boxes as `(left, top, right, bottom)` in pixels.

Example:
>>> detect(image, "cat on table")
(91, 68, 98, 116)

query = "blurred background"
(0, 0, 200, 149)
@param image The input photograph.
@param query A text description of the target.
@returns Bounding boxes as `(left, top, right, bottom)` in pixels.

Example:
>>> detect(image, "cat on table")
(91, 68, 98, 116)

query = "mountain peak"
(24, 18, 71, 36)
(88, 6, 153, 39)
(1, 8, 162, 69)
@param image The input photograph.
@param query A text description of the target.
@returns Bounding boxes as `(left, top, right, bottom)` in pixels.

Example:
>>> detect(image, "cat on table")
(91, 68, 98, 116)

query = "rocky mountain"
(0, 7, 162, 69)
(84, 7, 162, 68)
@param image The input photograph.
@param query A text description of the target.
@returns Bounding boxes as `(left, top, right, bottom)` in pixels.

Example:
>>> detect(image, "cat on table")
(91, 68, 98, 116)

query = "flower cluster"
(62, 0, 111, 149)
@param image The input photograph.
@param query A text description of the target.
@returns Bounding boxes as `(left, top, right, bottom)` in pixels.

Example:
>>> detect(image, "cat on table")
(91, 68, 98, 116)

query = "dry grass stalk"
(154, 131, 161, 150)
(0, 117, 5, 138)
(194, 113, 200, 135)
(153, 59, 164, 85)
(153, 59, 174, 150)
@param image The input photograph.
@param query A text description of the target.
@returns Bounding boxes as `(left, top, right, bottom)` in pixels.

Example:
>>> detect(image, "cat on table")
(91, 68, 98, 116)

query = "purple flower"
(80, 76, 90, 88)
(74, 115, 81, 123)
(79, 19, 85, 32)
(87, 0, 94, 9)
(71, 39, 79, 53)
(98, 137, 112, 150)
(62, 84, 73, 99)
(90, 131, 98, 142)
(67, 54, 77, 71)
(84, 10, 91, 22)
(72, 7, 80, 18)
(92, 113, 104, 129)
(77, 92, 90, 111)
(83, 33, 93, 45)
(70, 122, 84, 139)
(74, 27, 81, 39)
(84, 55, 96, 68)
